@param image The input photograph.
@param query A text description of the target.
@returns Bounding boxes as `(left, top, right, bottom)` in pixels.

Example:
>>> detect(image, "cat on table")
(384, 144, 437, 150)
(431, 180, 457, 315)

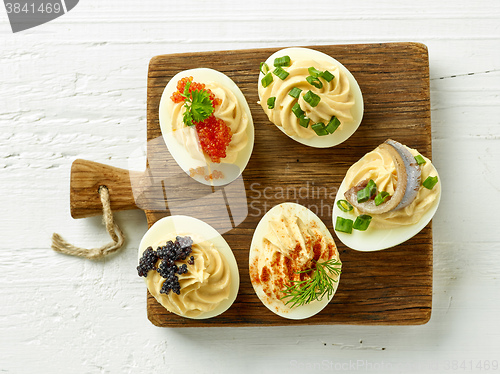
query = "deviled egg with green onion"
(258, 47, 363, 148)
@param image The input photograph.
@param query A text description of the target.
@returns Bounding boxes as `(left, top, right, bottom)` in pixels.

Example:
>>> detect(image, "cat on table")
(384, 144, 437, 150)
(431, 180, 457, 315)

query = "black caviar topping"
(138, 236, 194, 295)
(137, 246, 158, 277)
(178, 264, 188, 275)
(156, 240, 176, 259)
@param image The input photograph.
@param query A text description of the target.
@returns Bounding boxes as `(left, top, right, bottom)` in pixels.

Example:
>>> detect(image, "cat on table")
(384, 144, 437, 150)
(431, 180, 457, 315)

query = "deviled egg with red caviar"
(332, 139, 441, 251)
(159, 68, 254, 186)
(249, 203, 341, 319)
(258, 47, 363, 148)
(137, 215, 239, 319)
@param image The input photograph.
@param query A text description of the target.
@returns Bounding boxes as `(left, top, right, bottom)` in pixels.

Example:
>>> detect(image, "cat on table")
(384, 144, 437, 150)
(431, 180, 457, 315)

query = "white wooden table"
(1, 1, 499, 372)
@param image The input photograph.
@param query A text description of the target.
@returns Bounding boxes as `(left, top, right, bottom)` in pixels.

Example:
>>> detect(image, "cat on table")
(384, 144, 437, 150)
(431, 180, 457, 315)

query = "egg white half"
(332, 167, 441, 252)
(138, 215, 240, 319)
(258, 47, 364, 148)
(159, 68, 254, 186)
(249, 202, 341, 319)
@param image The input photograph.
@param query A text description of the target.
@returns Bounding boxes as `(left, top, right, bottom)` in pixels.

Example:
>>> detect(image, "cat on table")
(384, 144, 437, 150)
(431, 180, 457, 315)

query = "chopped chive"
(274, 56, 291, 67)
(311, 122, 328, 136)
(357, 179, 377, 203)
(267, 97, 276, 109)
(423, 175, 438, 190)
(303, 90, 321, 107)
(353, 215, 372, 231)
(335, 216, 353, 234)
(320, 70, 334, 82)
(299, 116, 310, 128)
(325, 116, 341, 134)
(306, 75, 323, 89)
(292, 102, 304, 118)
(337, 199, 353, 212)
(288, 87, 302, 99)
(260, 62, 269, 75)
(261, 73, 273, 88)
(414, 155, 426, 165)
(273, 67, 289, 80)
(374, 191, 390, 206)
(308, 67, 322, 77)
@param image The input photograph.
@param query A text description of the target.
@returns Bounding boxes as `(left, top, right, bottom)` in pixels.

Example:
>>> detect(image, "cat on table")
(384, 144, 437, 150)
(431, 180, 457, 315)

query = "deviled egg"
(159, 68, 254, 186)
(258, 47, 363, 148)
(249, 203, 341, 319)
(137, 215, 239, 319)
(333, 139, 441, 251)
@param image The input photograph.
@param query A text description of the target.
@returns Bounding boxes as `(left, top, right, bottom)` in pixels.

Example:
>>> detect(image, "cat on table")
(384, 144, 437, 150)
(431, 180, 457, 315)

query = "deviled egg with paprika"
(249, 203, 341, 319)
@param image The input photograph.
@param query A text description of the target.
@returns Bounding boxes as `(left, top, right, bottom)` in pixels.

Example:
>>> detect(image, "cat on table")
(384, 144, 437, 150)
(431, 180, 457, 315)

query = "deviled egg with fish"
(333, 139, 441, 251)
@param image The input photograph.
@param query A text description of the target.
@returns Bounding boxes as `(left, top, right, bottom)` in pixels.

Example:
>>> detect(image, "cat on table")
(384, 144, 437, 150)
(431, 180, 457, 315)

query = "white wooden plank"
(1, 0, 500, 372)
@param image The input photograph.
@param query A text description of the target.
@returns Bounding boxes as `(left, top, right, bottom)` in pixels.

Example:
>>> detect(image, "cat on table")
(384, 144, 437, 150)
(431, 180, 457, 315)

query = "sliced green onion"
(260, 62, 269, 75)
(357, 179, 377, 203)
(308, 67, 322, 77)
(261, 73, 273, 88)
(374, 191, 390, 206)
(353, 215, 372, 231)
(292, 102, 304, 118)
(273, 67, 289, 80)
(267, 97, 276, 109)
(299, 116, 310, 128)
(274, 56, 291, 67)
(335, 216, 353, 234)
(414, 155, 426, 165)
(337, 199, 353, 212)
(288, 87, 302, 99)
(303, 90, 321, 107)
(311, 122, 328, 136)
(423, 175, 438, 190)
(320, 70, 334, 82)
(325, 116, 341, 134)
(306, 75, 323, 89)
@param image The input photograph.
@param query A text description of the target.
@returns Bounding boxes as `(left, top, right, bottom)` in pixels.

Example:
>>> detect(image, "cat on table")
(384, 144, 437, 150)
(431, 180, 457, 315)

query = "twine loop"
(51, 186, 125, 259)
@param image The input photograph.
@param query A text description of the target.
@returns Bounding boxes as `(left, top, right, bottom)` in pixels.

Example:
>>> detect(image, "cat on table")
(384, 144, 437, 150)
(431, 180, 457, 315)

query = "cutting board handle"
(70, 159, 140, 219)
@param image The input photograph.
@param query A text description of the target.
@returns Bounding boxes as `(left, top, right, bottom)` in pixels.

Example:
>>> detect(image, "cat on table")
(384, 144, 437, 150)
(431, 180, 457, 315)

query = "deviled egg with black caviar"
(137, 215, 239, 319)
(257, 47, 363, 148)
(159, 68, 254, 186)
(249, 203, 341, 319)
(333, 139, 441, 251)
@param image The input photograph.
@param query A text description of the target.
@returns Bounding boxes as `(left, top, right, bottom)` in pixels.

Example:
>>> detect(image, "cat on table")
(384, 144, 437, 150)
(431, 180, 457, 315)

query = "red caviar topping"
(170, 76, 222, 107)
(170, 77, 231, 163)
(196, 116, 232, 163)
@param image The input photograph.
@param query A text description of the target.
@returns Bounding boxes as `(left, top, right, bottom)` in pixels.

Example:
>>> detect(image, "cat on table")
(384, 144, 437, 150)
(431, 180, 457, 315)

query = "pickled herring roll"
(333, 140, 441, 252)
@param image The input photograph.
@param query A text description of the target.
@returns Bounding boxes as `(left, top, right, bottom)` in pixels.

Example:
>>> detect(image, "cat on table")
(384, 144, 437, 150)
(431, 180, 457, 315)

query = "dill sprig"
(280, 257, 342, 308)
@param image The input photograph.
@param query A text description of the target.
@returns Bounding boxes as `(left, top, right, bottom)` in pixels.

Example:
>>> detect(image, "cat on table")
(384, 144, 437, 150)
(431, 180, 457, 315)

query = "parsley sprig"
(181, 80, 214, 126)
(280, 257, 341, 308)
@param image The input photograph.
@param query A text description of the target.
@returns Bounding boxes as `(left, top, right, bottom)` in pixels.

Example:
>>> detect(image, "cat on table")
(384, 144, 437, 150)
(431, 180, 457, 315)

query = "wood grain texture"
(144, 42, 433, 327)
(70, 159, 141, 219)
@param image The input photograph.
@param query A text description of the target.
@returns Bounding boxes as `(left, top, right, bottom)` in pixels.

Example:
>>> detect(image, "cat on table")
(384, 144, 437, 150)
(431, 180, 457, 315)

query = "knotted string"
(51, 186, 125, 259)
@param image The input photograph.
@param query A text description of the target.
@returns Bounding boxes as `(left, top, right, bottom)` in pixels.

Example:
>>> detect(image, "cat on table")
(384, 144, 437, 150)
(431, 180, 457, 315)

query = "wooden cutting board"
(70, 42, 432, 327)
